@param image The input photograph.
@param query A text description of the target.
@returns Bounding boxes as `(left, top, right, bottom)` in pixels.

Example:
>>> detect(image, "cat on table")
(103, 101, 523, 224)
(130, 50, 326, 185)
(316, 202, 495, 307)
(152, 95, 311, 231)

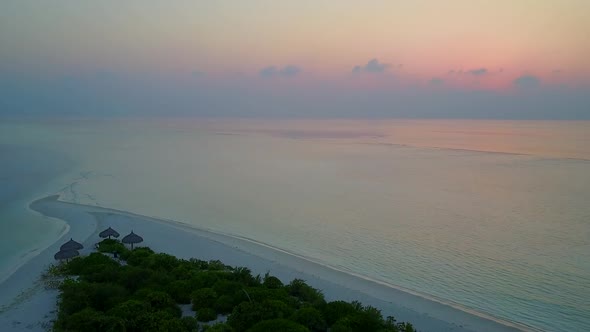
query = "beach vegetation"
(165, 280, 192, 304)
(196, 307, 218, 322)
(191, 288, 218, 310)
(180, 316, 200, 331)
(41, 263, 70, 289)
(248, 318, 309, 332)
(291, 306, 327, 331)
(52, 241, 416, 331)
(202, 322, 233, 331)
(262, 272, 283, 289)
(213, 294, 235, 314)
(287, 278, 326, 306)
(97, 239, 129, 256)
(63, 307, 125, 332)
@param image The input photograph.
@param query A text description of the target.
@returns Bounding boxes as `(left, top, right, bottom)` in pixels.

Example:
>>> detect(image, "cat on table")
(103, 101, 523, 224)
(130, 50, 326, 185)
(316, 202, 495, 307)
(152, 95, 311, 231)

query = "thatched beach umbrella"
(122, 231, 143, 249)
(99, 227, 120, 239)
(54, 249, 79, 262)
(60, 238, 83, 251)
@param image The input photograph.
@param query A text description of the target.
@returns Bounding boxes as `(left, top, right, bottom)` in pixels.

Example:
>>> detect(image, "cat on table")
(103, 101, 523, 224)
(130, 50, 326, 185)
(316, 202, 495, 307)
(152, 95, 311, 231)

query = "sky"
(1, 0, 589, 119)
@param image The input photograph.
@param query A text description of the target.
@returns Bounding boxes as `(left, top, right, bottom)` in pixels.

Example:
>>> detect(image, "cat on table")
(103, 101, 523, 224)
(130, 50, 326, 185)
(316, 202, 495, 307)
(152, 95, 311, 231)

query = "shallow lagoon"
(1, 118, 589, 331)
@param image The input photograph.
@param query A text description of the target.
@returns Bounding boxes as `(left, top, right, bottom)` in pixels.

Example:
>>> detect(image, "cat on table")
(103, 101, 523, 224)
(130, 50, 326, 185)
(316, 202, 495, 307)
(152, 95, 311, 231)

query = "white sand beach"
(0, 195, 530, 332)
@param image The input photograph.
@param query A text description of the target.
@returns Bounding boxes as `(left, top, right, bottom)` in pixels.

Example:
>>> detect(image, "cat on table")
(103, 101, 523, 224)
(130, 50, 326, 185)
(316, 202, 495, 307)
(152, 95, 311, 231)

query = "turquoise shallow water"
(0, 144, 71, 282)
(1, 118, 589, 331)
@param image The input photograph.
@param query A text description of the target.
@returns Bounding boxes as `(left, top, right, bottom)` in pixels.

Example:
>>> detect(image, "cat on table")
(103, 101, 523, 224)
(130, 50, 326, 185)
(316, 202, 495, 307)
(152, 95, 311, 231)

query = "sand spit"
(0, 195, 531, 332)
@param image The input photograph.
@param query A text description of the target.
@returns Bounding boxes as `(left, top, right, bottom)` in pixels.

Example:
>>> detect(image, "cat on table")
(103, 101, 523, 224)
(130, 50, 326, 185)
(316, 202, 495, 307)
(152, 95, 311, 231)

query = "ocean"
(1, 118, 589, 331)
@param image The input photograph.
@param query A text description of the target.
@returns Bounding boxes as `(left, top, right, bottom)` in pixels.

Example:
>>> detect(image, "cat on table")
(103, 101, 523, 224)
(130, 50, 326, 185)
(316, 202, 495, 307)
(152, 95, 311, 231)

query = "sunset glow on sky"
(1, 1, 589, 118)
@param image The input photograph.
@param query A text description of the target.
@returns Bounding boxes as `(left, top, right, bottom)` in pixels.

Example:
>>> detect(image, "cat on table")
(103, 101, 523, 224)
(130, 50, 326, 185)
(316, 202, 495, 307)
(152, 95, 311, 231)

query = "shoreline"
(0, 195, 537, 332)
(0, 196, 98, 331)
(0, 205, 70, 287)
(202, 229, 529, 330)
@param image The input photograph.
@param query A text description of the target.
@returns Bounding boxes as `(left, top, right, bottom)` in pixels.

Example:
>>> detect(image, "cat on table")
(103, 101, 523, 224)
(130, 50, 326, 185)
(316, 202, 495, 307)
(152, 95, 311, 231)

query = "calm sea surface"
(1, 118, 589, 331)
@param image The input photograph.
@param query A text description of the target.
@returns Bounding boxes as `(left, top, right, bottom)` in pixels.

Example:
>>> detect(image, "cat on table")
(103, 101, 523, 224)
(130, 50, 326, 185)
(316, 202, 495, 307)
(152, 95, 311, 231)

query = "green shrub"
(291, 306, 327, 332)
(324, 302, 388, 332)
(191, 287, 218, 311)
(286, 279, 325, 306)
(247, 318, 309, 332)
(52, 246, 416, 332)
(347, 304, 384, 331)
(262, 299, 294, 319)
(157, 317, 188, 332)
(142, 253, 180, 272)
(66, 252, 119, 276)
(124, 247, 155, 266)
(180, 316, 199, 331)
(197, 307, 218, 322)
(331, 318, 354, 332)
(231, 267, 259, 286)
(213, 279, 243, 297)
(321, 301, 357, 326)
(108, 300, 149, 325)
(165, 280, 192, 304)
(61, 307, 125, 332)
(58, 280, 92, 316)
(58, 280, 128, 315)
(146, 269, 174, 288)
(203, 322, 234, 332)
(227, 302, 264, 331)
(171, 263, 196, 280)
(188, 258, 210, 270)
(227, 300, 294, 331)
(98, 239, 129, 256)
(75, 310, 124, 331)
(208, 260, 230, 271)
(82, 264, 121, 283)
(88, 282, 129, 311)
(146, 291, 178, 312)
(43, 263, 68, 278)
(133, 310, 181, 332)
(242, 286, 292, 304)
(118, 266, 153, 292)
(189, 271, 221, 289)
(214, 294, 236, 314)
(263, 274, 283, 289)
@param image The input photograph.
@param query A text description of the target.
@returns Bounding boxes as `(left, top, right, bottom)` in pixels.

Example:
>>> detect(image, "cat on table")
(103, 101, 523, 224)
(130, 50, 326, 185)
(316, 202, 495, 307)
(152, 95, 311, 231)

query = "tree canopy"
(50, 239, 416, 331)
